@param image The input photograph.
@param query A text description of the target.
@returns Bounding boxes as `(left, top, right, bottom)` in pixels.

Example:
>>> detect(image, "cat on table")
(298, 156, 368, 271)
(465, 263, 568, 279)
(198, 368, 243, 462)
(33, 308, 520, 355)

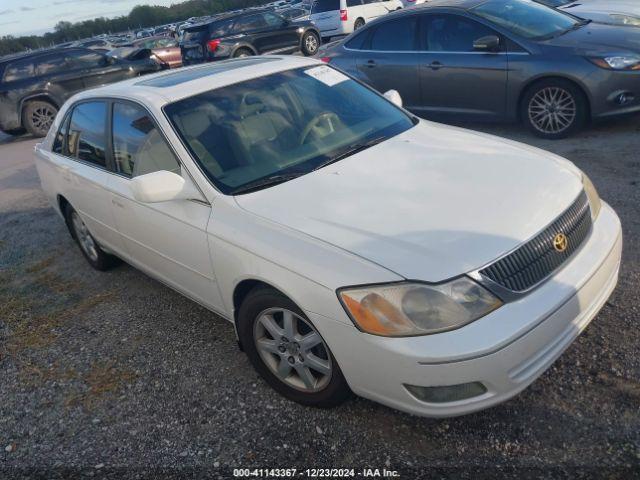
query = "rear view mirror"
(383, 89, 403, 108)
(473, 35, 500, 52)
(131, 170, 200, 203)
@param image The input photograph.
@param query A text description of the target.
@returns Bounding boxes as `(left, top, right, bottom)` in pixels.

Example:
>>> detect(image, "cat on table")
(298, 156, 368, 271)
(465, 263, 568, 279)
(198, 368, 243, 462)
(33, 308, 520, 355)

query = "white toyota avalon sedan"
(34, 56, 622, 417)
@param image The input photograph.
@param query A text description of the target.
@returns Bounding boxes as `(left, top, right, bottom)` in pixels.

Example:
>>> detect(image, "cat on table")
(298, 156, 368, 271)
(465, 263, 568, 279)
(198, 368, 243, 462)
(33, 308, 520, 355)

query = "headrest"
(178, 109, 210, 138)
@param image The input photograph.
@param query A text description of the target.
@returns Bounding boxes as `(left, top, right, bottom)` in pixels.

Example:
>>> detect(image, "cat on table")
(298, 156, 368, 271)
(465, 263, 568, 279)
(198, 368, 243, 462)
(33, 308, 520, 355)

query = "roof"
(412, 0, 485, 10)
(184, 9, 272, 29)
(69, 55, 321, 106)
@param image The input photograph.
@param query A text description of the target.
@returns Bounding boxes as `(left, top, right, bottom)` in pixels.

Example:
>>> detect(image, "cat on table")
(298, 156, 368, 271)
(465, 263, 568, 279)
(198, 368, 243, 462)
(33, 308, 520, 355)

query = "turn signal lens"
(339, 278, 502, 337)
(582, 173, 601, 220)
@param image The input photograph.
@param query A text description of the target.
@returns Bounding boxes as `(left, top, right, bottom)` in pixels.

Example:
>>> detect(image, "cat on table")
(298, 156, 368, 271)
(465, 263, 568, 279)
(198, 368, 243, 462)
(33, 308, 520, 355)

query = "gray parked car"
(320, 0, 640, 138)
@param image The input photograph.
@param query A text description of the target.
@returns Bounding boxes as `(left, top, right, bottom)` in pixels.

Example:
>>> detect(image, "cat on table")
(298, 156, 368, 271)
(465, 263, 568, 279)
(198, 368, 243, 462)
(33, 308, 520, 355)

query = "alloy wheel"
(30, 104, 56, 135)
(71, 212, 99, 262)
(528, 87, 576, 135)
(305, 33, 318, 54)
(253, 308, 332, 392)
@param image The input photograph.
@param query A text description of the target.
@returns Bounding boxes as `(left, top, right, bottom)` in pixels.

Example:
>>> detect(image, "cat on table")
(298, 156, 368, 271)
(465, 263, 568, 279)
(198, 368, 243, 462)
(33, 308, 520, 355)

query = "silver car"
(321, 0, 640, 138)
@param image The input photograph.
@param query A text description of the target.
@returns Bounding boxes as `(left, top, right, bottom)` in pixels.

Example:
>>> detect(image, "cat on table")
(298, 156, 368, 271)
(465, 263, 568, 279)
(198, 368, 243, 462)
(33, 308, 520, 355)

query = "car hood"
(234, 122, 583, 282)
(543, 21, 640, 53)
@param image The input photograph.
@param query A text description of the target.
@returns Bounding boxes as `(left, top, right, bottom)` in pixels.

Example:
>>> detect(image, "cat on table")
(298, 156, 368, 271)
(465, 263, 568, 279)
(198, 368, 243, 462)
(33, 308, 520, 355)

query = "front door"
(418, 14, 508, 120)
(106, 101, 223, 310)
(262, 12, 300, 52)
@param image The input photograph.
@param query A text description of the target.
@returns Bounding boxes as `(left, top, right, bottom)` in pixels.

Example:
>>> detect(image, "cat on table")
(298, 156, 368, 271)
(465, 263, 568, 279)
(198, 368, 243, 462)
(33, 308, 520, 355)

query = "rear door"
(262, 12, 300, 52)
(417, 14, 508, 120)
(54, 101, 124, 252)
(233, 13, 275, 53)
(354, 15, 422, 111)
(33, 53, 85, 101)
(310, 0, 342, 37)
(106, 100, 222, 310)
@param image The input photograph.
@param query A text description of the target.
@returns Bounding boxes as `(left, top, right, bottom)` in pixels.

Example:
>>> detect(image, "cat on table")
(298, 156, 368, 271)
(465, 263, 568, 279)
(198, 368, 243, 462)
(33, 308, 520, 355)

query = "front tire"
(521, 79, 587, 139)
(238, 286, 351, 408)
(64, 203, 118, 271)
(301, 31, 320, 56)
(23, 100, 58, 137)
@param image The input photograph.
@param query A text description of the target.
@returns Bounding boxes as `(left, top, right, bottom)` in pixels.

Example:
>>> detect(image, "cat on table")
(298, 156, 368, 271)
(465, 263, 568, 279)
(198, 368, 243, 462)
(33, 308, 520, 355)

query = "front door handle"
(365, 59, 377, 68)
(428, 61, 443, 70)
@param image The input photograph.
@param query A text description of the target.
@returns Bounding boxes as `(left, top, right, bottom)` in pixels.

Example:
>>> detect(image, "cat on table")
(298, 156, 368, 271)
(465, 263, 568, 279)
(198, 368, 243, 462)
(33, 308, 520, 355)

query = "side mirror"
(383, 89, 403, 108)
(473, 35, 500, 52)
(131, 170, 200, 203)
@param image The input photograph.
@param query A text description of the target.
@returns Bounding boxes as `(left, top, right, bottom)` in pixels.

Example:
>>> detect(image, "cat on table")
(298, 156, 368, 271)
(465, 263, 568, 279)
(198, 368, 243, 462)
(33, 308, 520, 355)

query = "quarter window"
(423, 15, 498, 52)
(370, 17, 418, 51)
(111, 102, 181, 178)
(67, 102, 108, 167)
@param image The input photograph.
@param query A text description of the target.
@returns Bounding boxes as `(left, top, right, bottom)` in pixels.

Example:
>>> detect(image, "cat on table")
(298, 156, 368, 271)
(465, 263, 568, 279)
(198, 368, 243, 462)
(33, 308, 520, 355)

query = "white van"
(310, 0, 402, 40)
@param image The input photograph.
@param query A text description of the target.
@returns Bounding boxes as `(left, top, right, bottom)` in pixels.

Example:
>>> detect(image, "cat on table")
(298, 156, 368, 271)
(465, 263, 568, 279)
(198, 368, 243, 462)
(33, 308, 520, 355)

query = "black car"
(181, 10, 320, 65)
(0, 47, 163, 137)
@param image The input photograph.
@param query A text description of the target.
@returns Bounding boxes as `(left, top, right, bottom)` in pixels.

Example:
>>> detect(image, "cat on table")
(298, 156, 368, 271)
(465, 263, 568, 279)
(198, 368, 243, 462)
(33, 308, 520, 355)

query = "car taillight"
(340, 9, 348, 21)
(320, 57, 331, 63)
(207, 39, 221, 52)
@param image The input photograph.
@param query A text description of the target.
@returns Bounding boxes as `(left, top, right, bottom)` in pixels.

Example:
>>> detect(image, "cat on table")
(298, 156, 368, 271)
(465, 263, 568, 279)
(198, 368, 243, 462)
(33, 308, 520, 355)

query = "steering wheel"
(299, 112, 341, 145)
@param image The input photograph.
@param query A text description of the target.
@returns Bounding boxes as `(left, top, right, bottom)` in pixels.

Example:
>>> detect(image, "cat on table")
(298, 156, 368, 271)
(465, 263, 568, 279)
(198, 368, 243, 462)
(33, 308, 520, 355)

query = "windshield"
(535, 0, 571, 7)
(165, 66, 414, 194)
(473, 0, 580, 39)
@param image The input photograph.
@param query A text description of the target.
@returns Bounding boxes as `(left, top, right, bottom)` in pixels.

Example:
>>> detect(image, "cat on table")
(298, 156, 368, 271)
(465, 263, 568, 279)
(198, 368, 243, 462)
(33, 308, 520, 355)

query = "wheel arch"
(231, 43, 258, 57)
(516, 75, 591, 122)
(57, 193, 70, 218)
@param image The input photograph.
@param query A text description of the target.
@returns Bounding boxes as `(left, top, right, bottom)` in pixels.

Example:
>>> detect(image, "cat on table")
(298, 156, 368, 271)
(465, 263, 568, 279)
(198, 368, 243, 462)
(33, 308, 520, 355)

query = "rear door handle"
(365, 59, 377, 68)
(428, 61, 443, 70)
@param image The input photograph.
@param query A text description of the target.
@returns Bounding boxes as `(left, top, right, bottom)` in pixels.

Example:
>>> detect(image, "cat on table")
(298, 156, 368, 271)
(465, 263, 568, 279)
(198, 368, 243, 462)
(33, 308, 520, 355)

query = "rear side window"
(370, 17, 418, 51)
(312, 0, 340, 14)
(3, 58, 35, 82)
(233, 14, 268, 32)
(67, 102, 108, 168)
(345, 30, 368, 50)
(35, 55, 67, 76)
(111, 102, 181, 178)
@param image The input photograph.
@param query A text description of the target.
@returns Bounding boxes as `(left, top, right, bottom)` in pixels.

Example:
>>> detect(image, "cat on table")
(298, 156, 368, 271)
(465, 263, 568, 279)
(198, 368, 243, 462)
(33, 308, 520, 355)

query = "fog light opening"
(615, 92, 635, 105)
(404, 382, 487, 403)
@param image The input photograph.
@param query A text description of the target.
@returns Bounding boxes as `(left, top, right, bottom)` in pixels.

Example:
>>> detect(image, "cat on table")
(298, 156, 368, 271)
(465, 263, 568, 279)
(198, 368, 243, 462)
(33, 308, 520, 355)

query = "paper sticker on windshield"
(304, 65, 348, 87)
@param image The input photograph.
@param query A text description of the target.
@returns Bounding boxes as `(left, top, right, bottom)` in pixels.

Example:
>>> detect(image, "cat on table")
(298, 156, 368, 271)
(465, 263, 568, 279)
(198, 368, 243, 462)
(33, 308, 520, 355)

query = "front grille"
(480, 191, 592, 293)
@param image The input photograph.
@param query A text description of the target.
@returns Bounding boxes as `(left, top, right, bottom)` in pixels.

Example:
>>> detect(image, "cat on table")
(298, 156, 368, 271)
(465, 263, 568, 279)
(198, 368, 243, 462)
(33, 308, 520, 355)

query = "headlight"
(589, 54, 640, 70)
(609, 14, 640, 26)
(582, 172, 601, 220)
(338, 278, 502, 337)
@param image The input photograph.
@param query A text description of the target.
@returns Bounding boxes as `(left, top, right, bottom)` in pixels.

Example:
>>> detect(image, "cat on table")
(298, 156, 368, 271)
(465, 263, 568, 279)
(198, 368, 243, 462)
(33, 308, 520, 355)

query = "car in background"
(72, 38, 115, 52)
(34, 56, 621, 418)
(309, 0, 402, 40)
(536, 0, 640, 27)
(0, 48, 163, 137)
(114, 36, 182, 68)
(320, 0, 640, 138)
(181, 10, 321, 64)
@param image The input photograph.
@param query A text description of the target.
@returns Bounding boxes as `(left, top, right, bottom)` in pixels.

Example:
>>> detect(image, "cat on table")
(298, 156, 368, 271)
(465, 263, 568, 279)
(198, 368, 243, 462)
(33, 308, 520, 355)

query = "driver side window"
(422, 15, 499, 52)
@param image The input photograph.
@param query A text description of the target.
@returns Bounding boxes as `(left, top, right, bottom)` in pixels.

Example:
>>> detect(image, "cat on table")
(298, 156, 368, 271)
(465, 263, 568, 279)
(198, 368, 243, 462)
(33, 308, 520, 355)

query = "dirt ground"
(0, 115, 639, 479)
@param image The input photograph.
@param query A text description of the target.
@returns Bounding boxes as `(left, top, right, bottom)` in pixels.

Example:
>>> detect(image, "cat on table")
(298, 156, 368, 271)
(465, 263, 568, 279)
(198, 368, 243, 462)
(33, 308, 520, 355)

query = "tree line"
(0, 0, 266, 57)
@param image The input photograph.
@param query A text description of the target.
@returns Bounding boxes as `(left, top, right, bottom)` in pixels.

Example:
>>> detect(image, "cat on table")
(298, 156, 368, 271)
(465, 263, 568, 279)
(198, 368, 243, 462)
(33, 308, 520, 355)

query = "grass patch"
(65, 361, 138, 409)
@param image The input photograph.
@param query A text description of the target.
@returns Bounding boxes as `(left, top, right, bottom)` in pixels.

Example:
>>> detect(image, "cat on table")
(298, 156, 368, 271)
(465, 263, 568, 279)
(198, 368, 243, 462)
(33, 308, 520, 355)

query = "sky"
(0, 0, 177, 37)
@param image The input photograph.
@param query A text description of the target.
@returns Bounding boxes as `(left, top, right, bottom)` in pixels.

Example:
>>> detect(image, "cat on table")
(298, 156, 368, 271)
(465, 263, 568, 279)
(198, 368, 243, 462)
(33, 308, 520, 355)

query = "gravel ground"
(0, 116, 639, 479)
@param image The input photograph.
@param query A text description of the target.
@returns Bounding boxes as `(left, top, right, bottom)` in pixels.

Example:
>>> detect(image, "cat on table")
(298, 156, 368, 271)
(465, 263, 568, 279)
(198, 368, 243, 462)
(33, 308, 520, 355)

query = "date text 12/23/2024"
(233, 468, 401, 478)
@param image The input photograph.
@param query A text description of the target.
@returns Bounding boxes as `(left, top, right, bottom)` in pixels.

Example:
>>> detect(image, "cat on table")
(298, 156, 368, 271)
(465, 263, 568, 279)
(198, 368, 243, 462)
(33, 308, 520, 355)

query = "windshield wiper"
(313, 136, 387, 172)
(230, 172, 305, 195)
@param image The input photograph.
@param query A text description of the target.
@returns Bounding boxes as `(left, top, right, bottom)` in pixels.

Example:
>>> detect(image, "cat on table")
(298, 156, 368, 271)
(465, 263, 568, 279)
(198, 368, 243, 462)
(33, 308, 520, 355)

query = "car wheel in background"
(354, 18, 365, 30)
(23, 100, 58, 138)
(301, 31, 320, 56)
(233, 48, 254, 58)
(64, 203, 119, 271)
(521, 78, 588, 140)
(238, 286, 352, 408)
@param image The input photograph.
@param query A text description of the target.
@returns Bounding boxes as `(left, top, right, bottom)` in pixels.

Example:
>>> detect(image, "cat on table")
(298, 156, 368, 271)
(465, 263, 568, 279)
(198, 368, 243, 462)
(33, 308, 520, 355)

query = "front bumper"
(585, 69, 640, 118)
(310, 203, 622, 417)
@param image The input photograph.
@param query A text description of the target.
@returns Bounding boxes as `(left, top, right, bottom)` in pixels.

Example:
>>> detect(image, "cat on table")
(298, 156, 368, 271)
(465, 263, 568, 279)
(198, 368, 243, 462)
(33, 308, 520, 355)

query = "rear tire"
(238, 286, 352, 408)
(64, 203, 119, 271)
(233, 47, 254, 58)
(354, 18, 365, 30)
(301, 31, 320, 56)
(23, 100, 58, 138)
(520, 78, 588, 140)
